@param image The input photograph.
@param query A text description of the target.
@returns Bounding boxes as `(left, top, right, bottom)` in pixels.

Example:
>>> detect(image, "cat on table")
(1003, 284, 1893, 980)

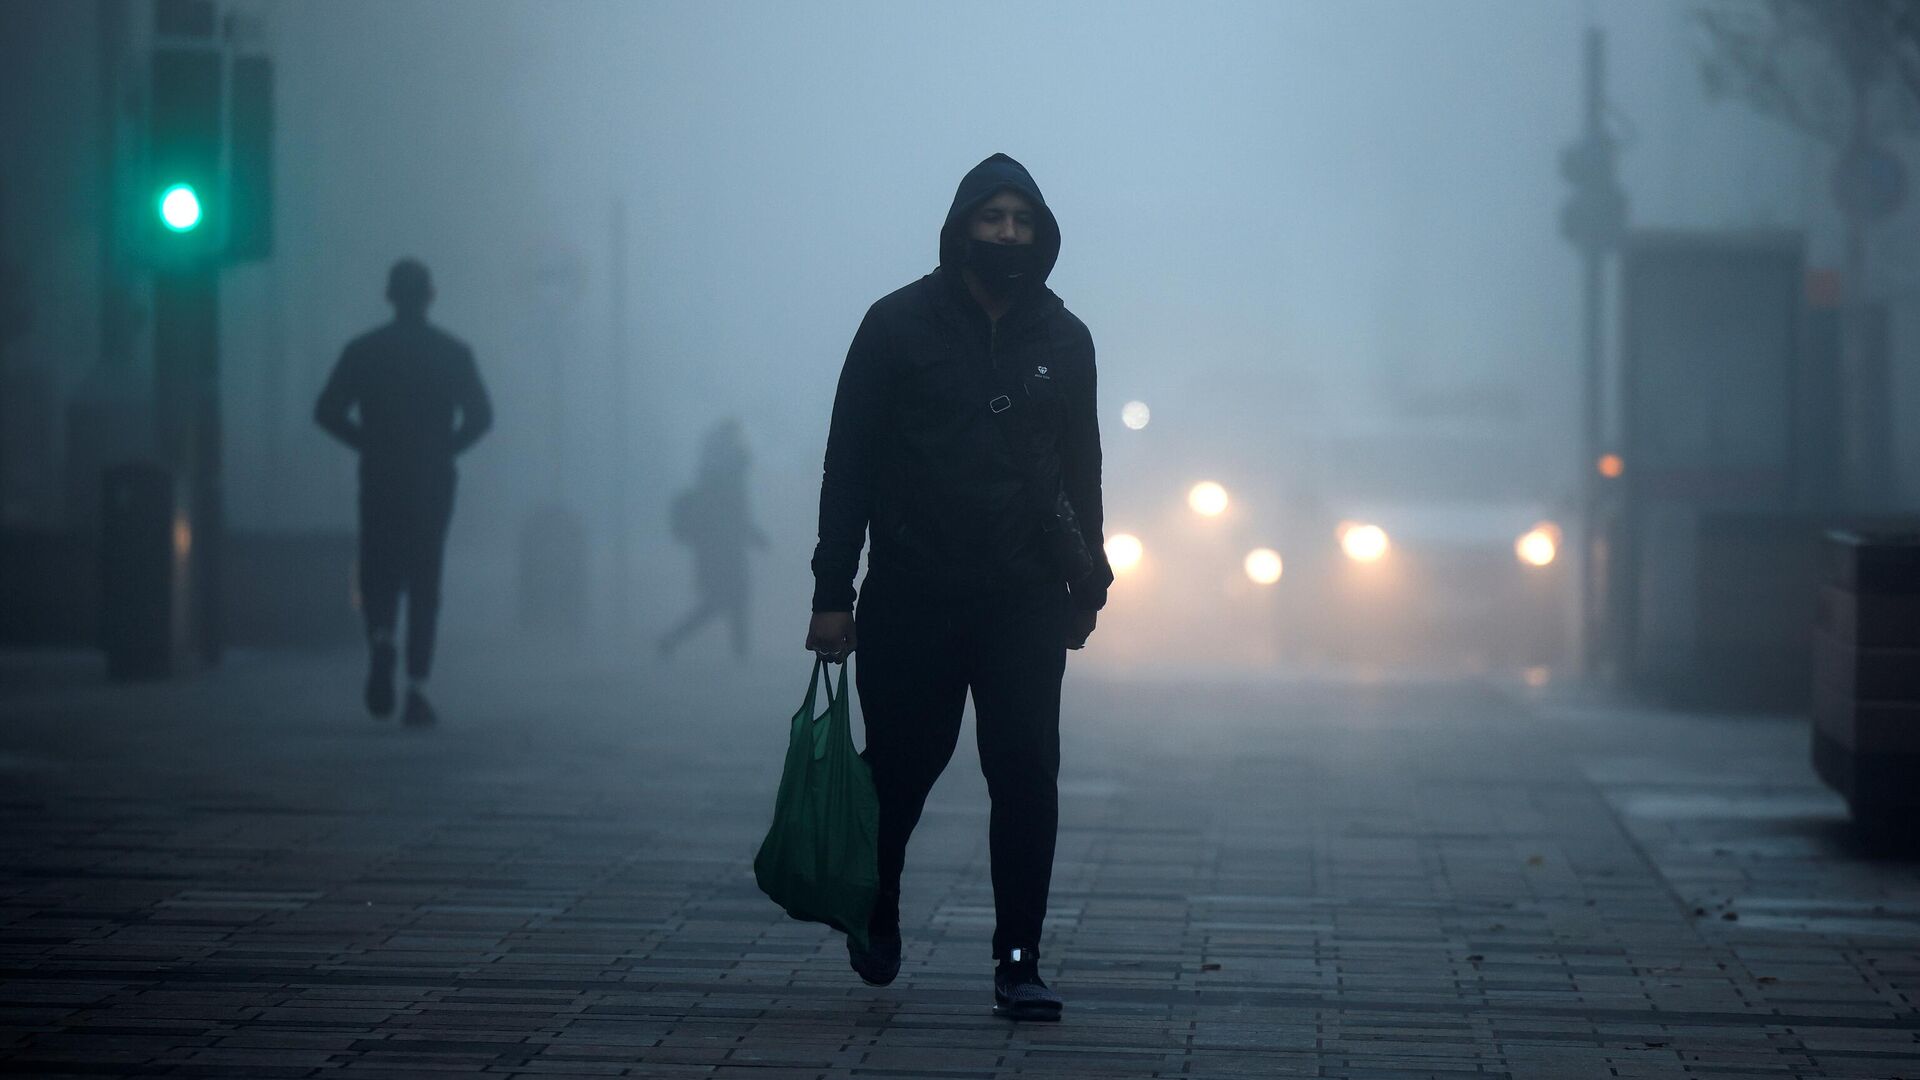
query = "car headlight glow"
(1188, 481, 1229, 517)
(1516, 523, 1560, 568)
(1338, 522, 1389, 563)
(1244, 548, 1283, 585)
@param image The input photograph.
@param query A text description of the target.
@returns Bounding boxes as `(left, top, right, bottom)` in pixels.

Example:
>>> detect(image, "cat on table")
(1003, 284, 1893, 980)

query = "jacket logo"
(1034, 365, 1051, 379)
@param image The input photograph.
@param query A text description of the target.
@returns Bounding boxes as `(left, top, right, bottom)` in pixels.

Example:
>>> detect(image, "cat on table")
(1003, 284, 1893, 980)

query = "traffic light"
(159, 183, 203, 232)
(148, 45, 225, 261)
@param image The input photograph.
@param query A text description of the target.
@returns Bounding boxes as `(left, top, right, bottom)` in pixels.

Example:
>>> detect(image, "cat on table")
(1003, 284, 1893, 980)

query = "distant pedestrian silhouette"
(659, 419, 767, 659)
(315, 259, 492, 725)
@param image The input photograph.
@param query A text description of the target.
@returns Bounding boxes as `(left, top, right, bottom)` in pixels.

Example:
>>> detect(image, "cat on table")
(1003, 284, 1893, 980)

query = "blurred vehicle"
(1097, 379, 1576, 675)
(1271, 501, 1571, 671)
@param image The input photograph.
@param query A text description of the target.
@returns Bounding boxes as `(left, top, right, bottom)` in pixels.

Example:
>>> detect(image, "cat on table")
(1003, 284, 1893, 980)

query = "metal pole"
(1582, 251, 1602, 498)
(1581, 245, 1604, 679)
(152, 262, 222, 666)
(1577, 27, 1607, 682)
(1580, 29, 1605, 479)
(610, 198, 632, 626)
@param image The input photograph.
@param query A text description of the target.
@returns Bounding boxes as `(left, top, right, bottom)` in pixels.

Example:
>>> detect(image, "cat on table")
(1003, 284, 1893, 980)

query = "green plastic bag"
(753, 658, 879, 949)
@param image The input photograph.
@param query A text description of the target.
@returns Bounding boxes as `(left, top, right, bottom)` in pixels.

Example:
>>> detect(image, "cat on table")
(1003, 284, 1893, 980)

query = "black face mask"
(965, 239, 1043, 300)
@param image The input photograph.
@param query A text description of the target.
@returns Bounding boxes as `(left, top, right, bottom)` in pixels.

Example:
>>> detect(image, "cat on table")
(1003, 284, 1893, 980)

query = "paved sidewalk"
(1, 645, 1916, 1079)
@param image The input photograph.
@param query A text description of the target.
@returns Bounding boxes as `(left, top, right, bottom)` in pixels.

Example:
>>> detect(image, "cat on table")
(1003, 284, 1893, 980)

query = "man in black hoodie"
(805, 154, 1113, 1020)
(316, 259, 492, 726)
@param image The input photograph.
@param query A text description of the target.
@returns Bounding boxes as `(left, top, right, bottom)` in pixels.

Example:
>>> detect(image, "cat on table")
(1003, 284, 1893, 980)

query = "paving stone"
(2, 649, 1917, 1078)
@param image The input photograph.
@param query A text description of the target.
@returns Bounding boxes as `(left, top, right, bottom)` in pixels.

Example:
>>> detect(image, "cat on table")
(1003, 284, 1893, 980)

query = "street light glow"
(159, 183, 203, 232)
(1339, 522, 1389, 563)
(1244, 547, 1283, 585)
(1597, 453, 1624, 479)
(1105, 533, 1143, 574)
(1121, 400, 1151, 430)
(1188, 481, 1228, 517)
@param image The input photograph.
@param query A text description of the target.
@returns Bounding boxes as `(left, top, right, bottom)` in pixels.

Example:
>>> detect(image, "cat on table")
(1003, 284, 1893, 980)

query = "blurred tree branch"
(1696, 0, 1920, 145)
(1894, 1, 1920, 106)
(1696, 1, 1919, 507)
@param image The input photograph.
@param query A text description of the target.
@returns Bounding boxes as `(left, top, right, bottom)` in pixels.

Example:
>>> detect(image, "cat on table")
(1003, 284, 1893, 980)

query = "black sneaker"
(365, 644, 396, 718)
(401, 687, 438, 727)
(993, 951, 1062, 1021)
(847, 886, 901, 987)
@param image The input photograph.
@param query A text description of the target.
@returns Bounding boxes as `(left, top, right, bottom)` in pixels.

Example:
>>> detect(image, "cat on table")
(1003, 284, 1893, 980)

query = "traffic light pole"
(1579, 214, 1605, 685)
(152, 263, 223, 665)
(610, 199, 634, 628)
(1559, 27, 1627, 686)
(133, 15, 272, 673)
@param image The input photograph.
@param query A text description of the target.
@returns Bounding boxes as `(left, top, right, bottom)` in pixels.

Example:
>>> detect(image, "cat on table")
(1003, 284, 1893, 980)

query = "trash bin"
(1812, 530, 1920, 824)
(100, 463, 179, 680)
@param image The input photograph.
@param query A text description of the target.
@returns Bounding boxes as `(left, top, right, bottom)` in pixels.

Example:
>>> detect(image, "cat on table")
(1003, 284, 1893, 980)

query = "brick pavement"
(1, 645, 1916, 1079)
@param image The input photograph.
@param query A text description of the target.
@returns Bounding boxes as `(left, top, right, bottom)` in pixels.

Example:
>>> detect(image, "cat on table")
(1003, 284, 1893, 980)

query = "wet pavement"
(1, 642, 1917, 1079)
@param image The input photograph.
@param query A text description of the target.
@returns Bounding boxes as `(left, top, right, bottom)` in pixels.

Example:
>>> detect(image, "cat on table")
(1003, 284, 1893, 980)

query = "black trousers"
(358, 468, 455, 679)
(853, 574, 1068, 960)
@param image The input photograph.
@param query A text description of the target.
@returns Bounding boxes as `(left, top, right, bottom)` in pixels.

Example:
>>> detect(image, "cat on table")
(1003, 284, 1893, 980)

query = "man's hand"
(806, 611, 857, 663)
(1067, 608, 1097, 650)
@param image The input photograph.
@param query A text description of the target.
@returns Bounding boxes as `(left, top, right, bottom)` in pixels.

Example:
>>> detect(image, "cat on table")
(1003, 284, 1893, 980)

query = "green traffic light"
(159, 183, 203, 232)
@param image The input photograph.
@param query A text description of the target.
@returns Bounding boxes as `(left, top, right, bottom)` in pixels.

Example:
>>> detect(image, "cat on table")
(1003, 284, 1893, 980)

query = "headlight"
(1187, 481, 1229, 517)
(1338, 522, 1389, 563)
(1515, 523, 1560, 568)
(1244, 548, 1283, 585)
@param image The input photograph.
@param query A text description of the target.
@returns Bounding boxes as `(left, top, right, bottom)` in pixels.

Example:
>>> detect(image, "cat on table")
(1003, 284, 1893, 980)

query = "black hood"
(938, 153, 1061, 286)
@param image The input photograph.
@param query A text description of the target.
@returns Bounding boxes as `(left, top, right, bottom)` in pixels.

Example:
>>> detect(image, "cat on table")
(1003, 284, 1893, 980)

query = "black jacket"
(314, 316, 492, 477)
(811, 154, 1114, 613)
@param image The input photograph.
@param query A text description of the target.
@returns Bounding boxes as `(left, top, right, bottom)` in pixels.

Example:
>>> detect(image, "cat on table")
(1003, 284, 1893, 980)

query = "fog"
(216, 1, 1851, 666)
(14, 0, 1907, 671)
